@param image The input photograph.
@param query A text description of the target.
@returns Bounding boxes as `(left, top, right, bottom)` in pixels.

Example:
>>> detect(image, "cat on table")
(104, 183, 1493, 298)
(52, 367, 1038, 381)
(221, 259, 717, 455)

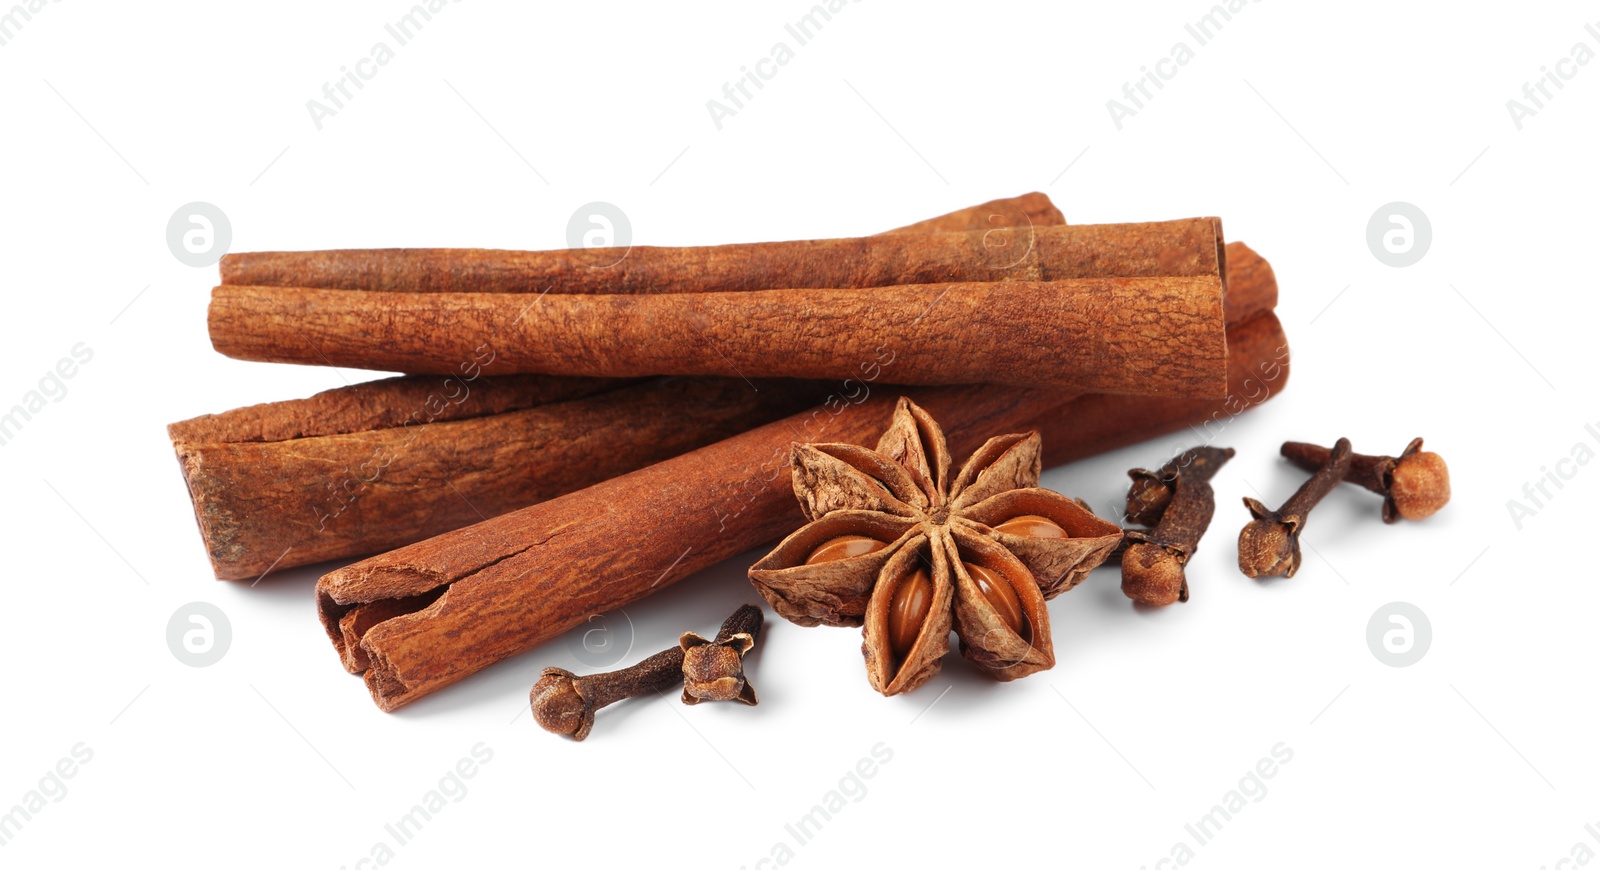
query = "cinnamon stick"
(178, 195, 1272, 579)
(317, 309, 1289, 712)
(177, 237, 1276, 579)
(176, 195, 1068, 579)
(1221, 242, 1276, 326)
(218, 216, 1217, 294)
(210, 273, 1227, 395)
(166, 372, 620, 446)
(887, 192, 1064, 234)
(318, 384, 1070, 711)
(171, 376, 826, 580)
(1029, 308, 1290, 466)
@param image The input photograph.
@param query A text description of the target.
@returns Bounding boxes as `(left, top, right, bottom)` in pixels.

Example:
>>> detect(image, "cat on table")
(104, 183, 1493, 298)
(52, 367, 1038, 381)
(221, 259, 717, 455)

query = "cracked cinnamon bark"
(176, 195, 1074, 579)
(318, 305, 1287, 711)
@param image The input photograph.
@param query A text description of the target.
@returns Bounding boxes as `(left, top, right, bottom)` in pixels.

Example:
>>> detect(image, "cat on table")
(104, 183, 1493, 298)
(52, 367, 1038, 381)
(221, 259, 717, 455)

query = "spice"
(887, 192, 1064, 234)
(210, 272, 1228, 396)
(1124, 445, 1239, 527)
(318, 309, 1291, 712)
(1280, 438, 1450, 522)
(1028, 309, 1289, 467)
(210, 217, 1231, 395)
(172, 376, 824, 580)
(530, 648, 682, 742)
(1121, 447, 1235, 605)
(680, 604, 764, 705)
(530, 604, 766, 740)
(1238, 438, 1353, 578)
(748, 398, 1122, 695)
(179, 195, 1061, 579)
(1222, 242, 1278, 327)
(181, 202, 1277, 581)
(219, 216, 1219, 293)
(320, 383, 1076, 710)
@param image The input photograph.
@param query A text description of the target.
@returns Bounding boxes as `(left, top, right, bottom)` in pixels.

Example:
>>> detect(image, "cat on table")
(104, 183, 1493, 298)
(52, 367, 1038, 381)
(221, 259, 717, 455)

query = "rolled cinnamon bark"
(178, 241, 1276, 578)
(218, 201, 1268, 327)
(1222, 242, 1275, 326)
(888, 192, 1064, 234)
(166, 373, 620, 446)
(172, 377, 827, 580)
(1029, 308, 1290, 465)
(318, 309, 1289, 712)
(177, 195, 1073, 580)
(319, 384, 1072, 711)
(218, 216, 1217, 294)
(210, 274, 1227, 395)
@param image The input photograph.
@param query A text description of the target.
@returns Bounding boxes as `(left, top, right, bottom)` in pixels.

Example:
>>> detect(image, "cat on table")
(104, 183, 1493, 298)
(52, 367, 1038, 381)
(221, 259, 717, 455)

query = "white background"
(2, 1, 1596, 867)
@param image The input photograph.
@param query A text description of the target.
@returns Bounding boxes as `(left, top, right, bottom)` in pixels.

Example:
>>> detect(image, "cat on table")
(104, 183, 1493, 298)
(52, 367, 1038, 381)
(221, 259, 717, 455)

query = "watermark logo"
(0, 743, 92, 848)
(166, 602, 232, 667)
(1507, 422, 1599, 529)
(1539, 821, 1600, 870)
(166, 202, 232, 267)
(566, 201, 632, 267)
(0, 343, 92, 449)
(0, 0, 61, 49)
(1141, 743, 1293, 868)
(1366, 602, 1431, 667)
(706, 0, 863, 130)
(744, 743, 893, 867)
(1107, 0, 1263, 130)
(1365, 202, 1430, 267)
(341, 743, 493, 869)
(566, 611, 635, 669)
(305, 0, 464, 130)
(1505, 22, 1600, 130)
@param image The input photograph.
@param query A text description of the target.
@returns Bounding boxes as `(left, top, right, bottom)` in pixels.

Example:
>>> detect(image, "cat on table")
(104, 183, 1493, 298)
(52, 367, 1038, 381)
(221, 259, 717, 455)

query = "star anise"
(748, 397, 1122, 695)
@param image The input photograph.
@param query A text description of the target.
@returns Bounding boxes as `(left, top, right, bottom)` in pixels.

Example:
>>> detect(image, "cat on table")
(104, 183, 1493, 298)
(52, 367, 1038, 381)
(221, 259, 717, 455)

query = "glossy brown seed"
(992, 514, 1069, 540)
(806, 535, 888, 565)
(887, 568, 934, 658)
(965, 562, 1025, 639)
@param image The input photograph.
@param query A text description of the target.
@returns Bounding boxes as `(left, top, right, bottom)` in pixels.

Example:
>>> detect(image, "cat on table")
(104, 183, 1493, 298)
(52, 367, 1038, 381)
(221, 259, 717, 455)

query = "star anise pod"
(748, 397, 1122, 695)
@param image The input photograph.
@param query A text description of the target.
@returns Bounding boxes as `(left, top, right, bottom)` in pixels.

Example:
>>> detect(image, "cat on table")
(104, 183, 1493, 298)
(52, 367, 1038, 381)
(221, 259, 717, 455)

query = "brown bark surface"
(318, 384, 1075, 711)
(175, 194, 1073, 579)
(887, 192, 1065, 234)
(168, 373, 619, 446)
(318, 308, 1289, 712)
(210, 275, 1228, 395)
(1028, 309, 1290, 466)
(219, 217, 1218, 294)
(178, 240, 1275, 580)
(1223, 242, 1276, 326)
(173, 377, 826, 580)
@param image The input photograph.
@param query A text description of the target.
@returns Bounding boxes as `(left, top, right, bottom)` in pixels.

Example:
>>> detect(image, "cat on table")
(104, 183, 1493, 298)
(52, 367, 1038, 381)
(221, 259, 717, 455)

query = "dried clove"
(1121, 446, 1235, 605)
(530, 603, 765, 741)
(1238, 438, 1353, 578)
(530, 649, 683, 742)
(680, 604, 764, 706)
(1280, 438, 1449, 523)
(1125, 446, 1239, 526)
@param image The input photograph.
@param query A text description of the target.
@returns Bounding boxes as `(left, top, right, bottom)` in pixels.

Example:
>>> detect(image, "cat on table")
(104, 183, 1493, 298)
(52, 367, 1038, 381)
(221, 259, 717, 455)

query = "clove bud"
(1280, 437, 1449, 523)
(531, 603, 767, 741)
(680, 604, 764, 705)
(1238, 438, 1352, 578)
(1125, 446, 1237, 527)
(1121, 446, 1235, 605)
